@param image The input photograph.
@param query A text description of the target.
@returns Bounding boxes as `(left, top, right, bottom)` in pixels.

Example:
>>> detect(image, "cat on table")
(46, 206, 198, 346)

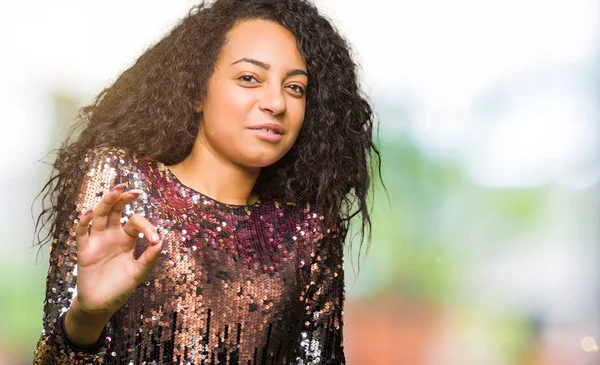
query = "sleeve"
(294, 222, 347, 365)
(33, 146, 129, 364)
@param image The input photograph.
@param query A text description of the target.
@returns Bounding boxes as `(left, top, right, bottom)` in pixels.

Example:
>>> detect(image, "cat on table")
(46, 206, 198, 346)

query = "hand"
(64, 183, 163, 344)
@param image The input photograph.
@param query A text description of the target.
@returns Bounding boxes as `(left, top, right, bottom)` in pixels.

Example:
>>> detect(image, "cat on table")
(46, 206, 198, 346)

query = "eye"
(287, 84, 306, 96)
(238, 74, 258, 84)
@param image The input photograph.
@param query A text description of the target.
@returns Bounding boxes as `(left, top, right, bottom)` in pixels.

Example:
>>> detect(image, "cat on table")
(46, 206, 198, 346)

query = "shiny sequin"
(34, 147, 346, 364)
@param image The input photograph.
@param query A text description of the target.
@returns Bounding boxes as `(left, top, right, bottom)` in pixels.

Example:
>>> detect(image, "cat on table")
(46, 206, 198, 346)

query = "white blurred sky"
(0, 0, 598, 188)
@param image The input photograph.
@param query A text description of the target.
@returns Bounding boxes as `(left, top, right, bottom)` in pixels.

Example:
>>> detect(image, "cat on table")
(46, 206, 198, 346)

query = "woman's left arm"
(294, 224, 346, 365)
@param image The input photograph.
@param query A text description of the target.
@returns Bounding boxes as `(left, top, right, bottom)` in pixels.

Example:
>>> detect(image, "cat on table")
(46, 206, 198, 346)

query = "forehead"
(219, 19, 306, 70)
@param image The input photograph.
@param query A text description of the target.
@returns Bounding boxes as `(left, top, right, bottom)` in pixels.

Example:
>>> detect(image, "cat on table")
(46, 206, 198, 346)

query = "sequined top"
(34, 147, 346, 365)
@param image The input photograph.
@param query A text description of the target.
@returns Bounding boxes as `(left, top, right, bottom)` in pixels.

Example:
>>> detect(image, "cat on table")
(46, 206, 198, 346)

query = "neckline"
(159, 162, 263, 209)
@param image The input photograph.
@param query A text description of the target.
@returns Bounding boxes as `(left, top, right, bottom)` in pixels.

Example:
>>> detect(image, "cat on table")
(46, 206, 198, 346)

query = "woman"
(33, 0, 380, 363)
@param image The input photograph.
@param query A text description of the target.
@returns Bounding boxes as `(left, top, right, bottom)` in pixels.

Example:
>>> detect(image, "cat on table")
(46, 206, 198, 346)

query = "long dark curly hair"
(34, 0, 382, 265)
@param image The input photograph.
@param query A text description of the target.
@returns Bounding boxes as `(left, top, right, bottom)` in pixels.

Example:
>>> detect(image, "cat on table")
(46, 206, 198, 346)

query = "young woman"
(33, 0, 380, 363)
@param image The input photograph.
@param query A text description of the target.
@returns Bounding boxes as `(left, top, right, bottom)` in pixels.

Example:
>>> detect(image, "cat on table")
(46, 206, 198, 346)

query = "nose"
(258, 84, 286, 116)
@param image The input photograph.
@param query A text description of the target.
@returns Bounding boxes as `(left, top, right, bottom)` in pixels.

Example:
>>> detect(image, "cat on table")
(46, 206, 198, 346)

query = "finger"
(122, 214, 160, 243)
(133, 235, 163, 282)
(74, 208, 94, 252)
(91, 183, 127, 231)
(107, 189, 144, 227)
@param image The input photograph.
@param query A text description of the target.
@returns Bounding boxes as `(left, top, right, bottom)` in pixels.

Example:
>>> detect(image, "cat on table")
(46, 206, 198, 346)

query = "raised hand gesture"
(63, 183, 162, 345)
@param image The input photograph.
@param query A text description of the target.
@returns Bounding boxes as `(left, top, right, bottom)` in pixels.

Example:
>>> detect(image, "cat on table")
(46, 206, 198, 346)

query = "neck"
(167, 138, 261, 206)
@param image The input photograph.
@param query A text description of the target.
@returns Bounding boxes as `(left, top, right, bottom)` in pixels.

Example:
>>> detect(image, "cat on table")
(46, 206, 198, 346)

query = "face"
(195, 19, 308, 169)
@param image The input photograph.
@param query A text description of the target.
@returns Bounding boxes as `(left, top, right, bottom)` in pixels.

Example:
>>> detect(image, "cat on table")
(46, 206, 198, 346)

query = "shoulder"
(272, 198, 345, 260)
(80, 146, 134, 168)
(79, 146, 155, 178)
(266, 197, 340, 238)
(76, 146, 156, 193)
(74, 146, 155, 210)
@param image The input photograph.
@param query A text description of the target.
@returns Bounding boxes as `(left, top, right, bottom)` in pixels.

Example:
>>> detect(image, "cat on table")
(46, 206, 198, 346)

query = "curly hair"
(34, 0, 382, 264)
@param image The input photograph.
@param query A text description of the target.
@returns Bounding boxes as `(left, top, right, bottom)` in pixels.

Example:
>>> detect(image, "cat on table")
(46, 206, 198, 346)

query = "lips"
(248, 123, 285, 135)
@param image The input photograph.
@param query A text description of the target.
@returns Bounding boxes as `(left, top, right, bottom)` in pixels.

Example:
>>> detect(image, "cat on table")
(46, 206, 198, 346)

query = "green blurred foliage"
(0, 251, 47, 359)
(345, 134, 548, 306)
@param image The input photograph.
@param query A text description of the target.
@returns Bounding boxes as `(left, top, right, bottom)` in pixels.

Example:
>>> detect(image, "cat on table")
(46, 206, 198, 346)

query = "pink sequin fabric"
(34, 147, 346, 365)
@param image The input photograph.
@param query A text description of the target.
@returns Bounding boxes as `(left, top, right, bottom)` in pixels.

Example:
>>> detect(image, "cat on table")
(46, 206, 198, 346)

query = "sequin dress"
(33, 147, 346, 365)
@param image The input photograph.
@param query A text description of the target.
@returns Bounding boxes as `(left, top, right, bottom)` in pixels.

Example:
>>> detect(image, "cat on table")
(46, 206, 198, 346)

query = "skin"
(167, 18, 307, 205)
(64, 19, 307, 345)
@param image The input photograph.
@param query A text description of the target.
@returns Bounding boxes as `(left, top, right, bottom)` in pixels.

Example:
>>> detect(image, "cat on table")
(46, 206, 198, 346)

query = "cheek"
(204, 86, 253, 134)
(216, 84, 253, 112)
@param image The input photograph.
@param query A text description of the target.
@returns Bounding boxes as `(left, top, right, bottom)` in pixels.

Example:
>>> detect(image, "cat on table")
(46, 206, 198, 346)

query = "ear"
(193, 98, 203, 113)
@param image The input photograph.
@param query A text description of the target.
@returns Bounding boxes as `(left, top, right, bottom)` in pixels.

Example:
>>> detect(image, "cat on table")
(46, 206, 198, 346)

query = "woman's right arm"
(33, 147, 163, 364)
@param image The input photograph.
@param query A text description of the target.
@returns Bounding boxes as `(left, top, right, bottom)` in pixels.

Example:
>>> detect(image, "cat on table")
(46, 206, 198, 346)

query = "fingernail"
(111, 183, 127, 191)
(83, 208, 93, 216)
(128, 189, 144, 195)
(150, 233, 160, 243)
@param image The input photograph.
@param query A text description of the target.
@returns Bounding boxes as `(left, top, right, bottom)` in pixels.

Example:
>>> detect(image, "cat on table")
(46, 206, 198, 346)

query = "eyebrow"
(231, 57, 308, 78)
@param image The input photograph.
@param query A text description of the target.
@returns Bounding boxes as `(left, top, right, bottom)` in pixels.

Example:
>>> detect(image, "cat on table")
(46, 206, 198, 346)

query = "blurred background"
(1, 0, 598, 364)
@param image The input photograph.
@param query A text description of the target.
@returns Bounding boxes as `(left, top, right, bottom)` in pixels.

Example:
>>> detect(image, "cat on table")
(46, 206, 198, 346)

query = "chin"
(239, 150, 286, 169)
(245, 157, 281, 169)
(231, 138, 294, 168)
